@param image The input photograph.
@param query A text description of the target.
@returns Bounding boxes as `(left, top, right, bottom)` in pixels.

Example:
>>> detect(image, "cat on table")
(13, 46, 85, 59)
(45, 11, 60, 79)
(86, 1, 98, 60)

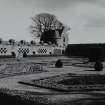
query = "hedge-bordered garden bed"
(19, 73, 105, 92)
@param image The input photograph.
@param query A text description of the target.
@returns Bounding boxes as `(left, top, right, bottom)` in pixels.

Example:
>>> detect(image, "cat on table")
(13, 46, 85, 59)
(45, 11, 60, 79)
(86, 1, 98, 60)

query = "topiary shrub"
(88, 47, 104, 71)
(11, 52, 16, 58)
(55, 59, 63, 68)
(23, 52, 27, 58)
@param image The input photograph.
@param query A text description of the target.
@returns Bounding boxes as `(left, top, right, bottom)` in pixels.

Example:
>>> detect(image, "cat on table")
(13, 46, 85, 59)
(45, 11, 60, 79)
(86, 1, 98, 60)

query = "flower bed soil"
(0, 63, 47, 78)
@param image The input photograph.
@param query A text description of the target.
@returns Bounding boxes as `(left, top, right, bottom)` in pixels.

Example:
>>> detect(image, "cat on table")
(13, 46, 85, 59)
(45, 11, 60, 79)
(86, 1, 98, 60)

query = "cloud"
(57, 1, 105, 29)
(0, 0, 105, 43)
(20, 0, 105, 10)
(84, 18, 105, 28)
(80, 4, 105, 29)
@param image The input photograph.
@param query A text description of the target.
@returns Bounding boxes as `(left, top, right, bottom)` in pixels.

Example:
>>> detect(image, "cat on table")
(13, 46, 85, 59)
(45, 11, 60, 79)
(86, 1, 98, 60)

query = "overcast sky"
(0, 0, 105, 44)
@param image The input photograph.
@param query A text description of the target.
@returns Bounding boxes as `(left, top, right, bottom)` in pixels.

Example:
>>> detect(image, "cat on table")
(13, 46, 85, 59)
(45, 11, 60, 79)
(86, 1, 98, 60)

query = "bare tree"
(0, 38, 2, 44)
(9, 39, 15, 45)
(30, 40, 36, 45)
(20, 40, 26, 45)
(30, 13, 64, 44)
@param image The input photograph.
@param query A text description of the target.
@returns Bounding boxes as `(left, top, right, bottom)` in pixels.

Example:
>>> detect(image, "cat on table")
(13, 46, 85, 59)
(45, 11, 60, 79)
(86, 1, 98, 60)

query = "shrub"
(55, 59, 63, 68)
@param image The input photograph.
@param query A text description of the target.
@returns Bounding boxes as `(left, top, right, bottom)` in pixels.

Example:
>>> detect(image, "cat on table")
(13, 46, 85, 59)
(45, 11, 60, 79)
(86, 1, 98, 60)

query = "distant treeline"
(65, 43, 105, 61)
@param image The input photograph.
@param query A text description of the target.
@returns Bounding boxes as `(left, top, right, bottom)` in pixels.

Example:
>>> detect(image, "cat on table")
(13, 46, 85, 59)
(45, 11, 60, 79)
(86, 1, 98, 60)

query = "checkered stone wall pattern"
(0, 48, 7, 53)
(18, 48, 30, 54)
(37, 48, 47, 54)
(0, 46, 64, 57)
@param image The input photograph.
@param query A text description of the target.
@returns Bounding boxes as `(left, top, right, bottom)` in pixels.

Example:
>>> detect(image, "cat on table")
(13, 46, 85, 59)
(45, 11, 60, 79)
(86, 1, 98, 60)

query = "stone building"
(0, 26, 69, 58)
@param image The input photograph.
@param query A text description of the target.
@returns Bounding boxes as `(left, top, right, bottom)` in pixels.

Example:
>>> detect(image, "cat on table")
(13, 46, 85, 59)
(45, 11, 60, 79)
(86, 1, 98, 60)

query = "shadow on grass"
(0, 88, 105, 105)
(84, 70, 95, 71)
(0, 93, 34, 105)
(0, 88, 49, 105)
